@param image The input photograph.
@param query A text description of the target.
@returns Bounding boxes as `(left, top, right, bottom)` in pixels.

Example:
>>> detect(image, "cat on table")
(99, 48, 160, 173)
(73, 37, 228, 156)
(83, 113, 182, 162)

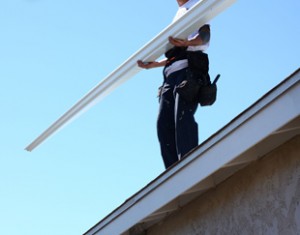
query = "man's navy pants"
(157, 68, 198, 169)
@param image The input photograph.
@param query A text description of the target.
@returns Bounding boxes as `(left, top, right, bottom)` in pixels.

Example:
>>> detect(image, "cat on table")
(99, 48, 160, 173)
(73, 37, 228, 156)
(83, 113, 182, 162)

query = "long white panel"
(25, 0, 236, 151)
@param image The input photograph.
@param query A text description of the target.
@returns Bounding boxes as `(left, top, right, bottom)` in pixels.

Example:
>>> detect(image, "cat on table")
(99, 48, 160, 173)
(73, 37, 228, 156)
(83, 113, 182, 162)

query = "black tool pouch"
(198, 74, 220, 106)
(176, 51, 210, 103)
(176, 69, 202, 102)
(186, 50, 220, 106)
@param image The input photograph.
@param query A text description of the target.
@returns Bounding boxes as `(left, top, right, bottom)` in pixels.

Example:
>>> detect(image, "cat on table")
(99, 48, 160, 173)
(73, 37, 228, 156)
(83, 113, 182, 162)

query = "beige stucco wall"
(147, 135, 300, 235)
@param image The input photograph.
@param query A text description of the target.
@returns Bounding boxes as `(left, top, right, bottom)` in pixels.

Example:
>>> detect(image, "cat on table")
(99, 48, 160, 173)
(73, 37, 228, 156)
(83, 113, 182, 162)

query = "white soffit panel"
(84, 70, 300, 235)
(25, 0, 236, 151)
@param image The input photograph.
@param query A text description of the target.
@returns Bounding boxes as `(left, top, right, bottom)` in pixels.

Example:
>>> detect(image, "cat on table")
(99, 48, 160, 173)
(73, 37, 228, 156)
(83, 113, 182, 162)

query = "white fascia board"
(84, 71, 300, 235)
(25, 0, 236, 151)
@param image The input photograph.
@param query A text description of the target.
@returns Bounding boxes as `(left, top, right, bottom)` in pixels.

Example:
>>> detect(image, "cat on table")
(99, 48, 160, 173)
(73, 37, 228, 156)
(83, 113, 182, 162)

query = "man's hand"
(169, 34, 205, 47)
(137, 59, 167, 69)
(169, 36, 188, 47)
(137, 60, 157, 69)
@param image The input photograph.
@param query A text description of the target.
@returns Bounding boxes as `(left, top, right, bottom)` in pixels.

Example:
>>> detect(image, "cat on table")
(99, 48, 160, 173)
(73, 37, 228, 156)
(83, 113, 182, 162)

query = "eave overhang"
(84, 69, 300, 235)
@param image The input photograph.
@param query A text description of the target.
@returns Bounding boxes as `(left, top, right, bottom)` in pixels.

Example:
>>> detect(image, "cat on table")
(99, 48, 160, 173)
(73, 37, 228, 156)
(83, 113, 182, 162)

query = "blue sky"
(0, 0, 299, 234)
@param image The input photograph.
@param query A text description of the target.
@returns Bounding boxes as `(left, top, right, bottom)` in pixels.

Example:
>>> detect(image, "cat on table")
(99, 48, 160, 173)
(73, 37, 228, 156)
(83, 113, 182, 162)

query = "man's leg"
(157, 84, 178, 169)
(174, 86, 199, 159)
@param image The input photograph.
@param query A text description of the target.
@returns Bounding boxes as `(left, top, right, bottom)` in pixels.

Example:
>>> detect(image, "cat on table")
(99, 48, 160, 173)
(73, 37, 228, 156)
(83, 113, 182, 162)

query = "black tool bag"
(167, 47, 220, 106)
(165, 47, 201, 102)
(176, 73, 202, 102)
(198, 74, 220, 106)
(176, 51, 208, 103)
(176, 50, 220, 106)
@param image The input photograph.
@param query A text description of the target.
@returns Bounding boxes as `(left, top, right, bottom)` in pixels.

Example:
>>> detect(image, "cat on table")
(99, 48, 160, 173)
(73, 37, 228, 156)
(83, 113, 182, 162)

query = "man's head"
(177, 0, 189, 7)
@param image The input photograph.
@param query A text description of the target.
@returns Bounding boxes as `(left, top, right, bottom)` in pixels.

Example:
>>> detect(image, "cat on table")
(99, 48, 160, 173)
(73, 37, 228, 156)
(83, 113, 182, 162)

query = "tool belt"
(166, 47, 219, 106)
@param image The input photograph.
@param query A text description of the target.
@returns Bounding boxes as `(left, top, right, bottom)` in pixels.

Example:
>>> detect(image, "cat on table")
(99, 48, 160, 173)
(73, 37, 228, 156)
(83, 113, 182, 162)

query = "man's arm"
(138, 24, 210, 69)
(169, 24, 210, 47)
(168, 36, 201, 47)
(137, 59, 167, 69)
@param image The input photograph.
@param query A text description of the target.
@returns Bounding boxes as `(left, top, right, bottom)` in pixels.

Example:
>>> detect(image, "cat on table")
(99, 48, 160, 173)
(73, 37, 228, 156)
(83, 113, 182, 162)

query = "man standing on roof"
(137, 0, 211, 169)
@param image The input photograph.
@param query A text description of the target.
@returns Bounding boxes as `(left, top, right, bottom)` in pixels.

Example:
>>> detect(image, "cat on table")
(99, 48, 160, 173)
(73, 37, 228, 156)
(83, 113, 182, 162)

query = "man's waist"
(164, 59, 188, 77)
